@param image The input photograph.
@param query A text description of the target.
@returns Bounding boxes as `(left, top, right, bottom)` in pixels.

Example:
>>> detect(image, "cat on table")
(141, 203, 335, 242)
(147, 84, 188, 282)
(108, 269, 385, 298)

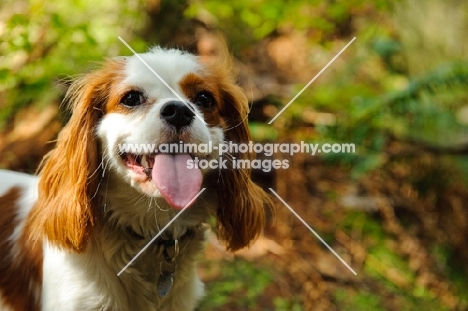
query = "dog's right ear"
(203, 52, 274, 252)
(215, 84, 274, 251)
(25, 60, 124, 252)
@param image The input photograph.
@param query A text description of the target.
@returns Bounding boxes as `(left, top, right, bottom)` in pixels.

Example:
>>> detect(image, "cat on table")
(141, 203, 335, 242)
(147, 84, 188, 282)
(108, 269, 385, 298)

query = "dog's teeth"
(140, 155, 149, 168)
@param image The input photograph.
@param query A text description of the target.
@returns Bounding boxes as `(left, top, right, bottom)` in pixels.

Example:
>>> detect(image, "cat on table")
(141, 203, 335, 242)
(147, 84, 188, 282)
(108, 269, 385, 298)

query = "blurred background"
(1, 0, 468, 310)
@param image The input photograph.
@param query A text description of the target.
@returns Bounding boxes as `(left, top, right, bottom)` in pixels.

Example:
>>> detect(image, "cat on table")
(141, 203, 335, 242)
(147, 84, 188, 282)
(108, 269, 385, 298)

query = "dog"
(0, 47, 272, 310)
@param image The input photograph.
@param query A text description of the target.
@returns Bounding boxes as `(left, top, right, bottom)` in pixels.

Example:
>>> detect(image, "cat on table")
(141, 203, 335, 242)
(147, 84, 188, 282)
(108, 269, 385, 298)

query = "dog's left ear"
(212, 59, 273, 251)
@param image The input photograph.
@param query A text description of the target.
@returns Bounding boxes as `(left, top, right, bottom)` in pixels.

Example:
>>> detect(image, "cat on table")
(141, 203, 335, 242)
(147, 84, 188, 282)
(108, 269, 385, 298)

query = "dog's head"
(27, 47, 272, 252)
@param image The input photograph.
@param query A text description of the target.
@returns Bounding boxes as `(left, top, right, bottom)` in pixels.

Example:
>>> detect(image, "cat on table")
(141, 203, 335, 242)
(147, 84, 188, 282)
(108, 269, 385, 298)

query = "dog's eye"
(121, 91, 144, 107)
(193, 91, 214, 109)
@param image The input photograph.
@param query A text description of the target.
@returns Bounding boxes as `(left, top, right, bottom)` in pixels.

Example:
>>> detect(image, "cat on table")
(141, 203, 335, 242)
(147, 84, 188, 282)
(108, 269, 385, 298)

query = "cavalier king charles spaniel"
(0, 47, 272, 310)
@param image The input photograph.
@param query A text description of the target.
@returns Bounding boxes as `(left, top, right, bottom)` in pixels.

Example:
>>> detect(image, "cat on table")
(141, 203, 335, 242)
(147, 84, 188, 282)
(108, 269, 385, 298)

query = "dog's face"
(26, 47, 272, 253)
(97, 49, 226, 209)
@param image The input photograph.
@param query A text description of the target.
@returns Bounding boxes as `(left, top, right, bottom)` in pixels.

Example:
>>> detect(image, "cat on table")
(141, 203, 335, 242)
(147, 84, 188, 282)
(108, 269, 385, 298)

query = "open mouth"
(121, 153, 204, 176)
(120, 152, 203, 210)
(121, 153, 156, 177)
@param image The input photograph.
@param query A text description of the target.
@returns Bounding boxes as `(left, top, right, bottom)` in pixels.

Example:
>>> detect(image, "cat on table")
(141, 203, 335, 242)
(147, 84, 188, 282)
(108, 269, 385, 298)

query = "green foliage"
(273, 296, 303, 311)
(249, 122, 279, 141)
(338, 212, 451, 311)
(186, 0, 391, 52)
(0, 0, 146, 125)
(296, 57, 468, 178)
(198, 258, 273, 309)
(334, 288, 384, 311)
(340, 62, 468, 175)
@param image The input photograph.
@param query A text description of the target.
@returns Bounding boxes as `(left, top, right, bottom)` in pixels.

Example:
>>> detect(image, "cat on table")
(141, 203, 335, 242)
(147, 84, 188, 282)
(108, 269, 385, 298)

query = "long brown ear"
(26, 60, 122, 252)
(210, 55, 273, 251)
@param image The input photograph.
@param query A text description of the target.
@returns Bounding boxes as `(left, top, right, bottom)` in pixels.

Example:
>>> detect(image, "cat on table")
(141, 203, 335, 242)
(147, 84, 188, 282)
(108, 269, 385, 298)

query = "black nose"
(160, 101, 195, 130)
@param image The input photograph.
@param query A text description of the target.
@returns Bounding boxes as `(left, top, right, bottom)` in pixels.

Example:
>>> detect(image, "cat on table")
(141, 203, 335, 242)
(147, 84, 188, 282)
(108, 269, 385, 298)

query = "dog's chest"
(115, 229, 206, 310)
(41, 220, 206, 310)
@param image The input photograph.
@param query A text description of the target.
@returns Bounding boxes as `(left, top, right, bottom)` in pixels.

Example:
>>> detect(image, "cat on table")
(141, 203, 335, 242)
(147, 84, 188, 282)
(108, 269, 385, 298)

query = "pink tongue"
(152, 154, 202, 210)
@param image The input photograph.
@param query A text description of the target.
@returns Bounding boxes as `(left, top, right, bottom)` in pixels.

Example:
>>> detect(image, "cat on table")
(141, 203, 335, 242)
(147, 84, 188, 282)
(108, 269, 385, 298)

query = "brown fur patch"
(0, 187, 42, 311)
(179, 72, 222, 127)
(102, 62, 137, 115)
